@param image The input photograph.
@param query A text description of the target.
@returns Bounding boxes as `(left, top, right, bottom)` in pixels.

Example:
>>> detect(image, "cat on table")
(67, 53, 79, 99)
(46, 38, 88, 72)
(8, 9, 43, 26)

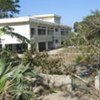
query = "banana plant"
(11, 64, 36, 100)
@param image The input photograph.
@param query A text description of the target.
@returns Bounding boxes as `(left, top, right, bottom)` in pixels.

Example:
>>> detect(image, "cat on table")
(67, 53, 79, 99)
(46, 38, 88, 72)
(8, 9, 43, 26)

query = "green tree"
(73, 22, 79, 32)
(64, 10, 100, 67)
(64, 32, 87, 47)
(74, 10, 100, 47)
(0, 0, 20, 18)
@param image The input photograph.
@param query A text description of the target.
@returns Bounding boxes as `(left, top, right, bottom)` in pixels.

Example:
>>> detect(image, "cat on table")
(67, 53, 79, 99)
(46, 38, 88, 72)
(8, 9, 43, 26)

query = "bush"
(33, 52, 62, 74)
(0, 49, 20, 66)
(21, 50, 33, 66)
(75, 54, 92, 65)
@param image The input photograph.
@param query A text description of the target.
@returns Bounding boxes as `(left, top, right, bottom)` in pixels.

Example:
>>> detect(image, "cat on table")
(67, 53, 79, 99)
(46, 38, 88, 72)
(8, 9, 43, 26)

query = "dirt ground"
(36, 48, 100, 100)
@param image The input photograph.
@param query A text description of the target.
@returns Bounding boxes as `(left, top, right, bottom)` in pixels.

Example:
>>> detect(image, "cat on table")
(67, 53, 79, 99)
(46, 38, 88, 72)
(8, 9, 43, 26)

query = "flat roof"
(32, 14, 61, 18)
(0, 16, 30, 24)
(0, 16, 71, 29)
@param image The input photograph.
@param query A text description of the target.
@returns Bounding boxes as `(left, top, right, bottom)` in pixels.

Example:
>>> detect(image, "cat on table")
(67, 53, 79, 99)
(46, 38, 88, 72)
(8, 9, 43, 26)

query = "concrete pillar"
(59, 28, 62, 47)
(95, 76, 100, 91)
(35, 26, 38, 47)
(52, 28, 55, 49)
(28, 44, 31, 50)
(35, 26, 38, 36)
(46, 42, 48, 50)
(2, 41, 5, 49)
(45, 27, 48, 36)
(45, 27, 48, 50)
(36, 42, 39, 52)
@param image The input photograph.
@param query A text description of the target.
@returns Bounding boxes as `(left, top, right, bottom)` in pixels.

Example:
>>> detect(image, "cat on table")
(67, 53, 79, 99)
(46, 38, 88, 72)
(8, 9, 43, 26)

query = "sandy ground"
(48, 48, 64, 55)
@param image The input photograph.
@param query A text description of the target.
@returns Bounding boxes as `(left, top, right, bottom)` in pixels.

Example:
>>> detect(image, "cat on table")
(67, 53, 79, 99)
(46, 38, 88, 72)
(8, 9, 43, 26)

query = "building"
(0, 14, 71, 53)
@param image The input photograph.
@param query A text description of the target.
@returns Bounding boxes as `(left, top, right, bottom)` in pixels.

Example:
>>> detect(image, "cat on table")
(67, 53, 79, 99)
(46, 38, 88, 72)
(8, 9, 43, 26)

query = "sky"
(19, 0, 100, 27)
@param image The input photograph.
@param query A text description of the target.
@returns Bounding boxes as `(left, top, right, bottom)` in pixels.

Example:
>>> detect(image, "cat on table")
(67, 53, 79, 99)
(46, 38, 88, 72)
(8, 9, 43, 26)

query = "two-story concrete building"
(0, 14, 71, 52)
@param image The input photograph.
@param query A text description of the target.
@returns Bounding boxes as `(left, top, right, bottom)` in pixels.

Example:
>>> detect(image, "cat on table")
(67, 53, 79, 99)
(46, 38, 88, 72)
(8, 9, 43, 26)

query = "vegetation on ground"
(0, 1, 100, 99)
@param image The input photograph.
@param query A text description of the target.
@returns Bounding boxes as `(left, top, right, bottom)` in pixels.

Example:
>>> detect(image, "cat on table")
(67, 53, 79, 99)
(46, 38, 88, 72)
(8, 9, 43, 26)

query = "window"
(48, 30, 54, 35)
(38, 29, 46, 35)
(16, 43, 28, 53)
(38, 42, 46, 51)
(61, 30, 65, 35)
(55, 40, 58, 43)
(5, 44, 13, 51)
(61, 41, 64, 45)
(66, 30, 68, 34)
(55, 28, 58, 32)
(31, 28, 35, 37)
(61, 29, 66, 35)
(48, 41, 53, 49)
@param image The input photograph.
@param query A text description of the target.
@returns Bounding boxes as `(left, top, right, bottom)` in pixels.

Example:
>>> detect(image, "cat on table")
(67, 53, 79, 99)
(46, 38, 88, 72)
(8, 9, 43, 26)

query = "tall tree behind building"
(0, 0, 20, 18)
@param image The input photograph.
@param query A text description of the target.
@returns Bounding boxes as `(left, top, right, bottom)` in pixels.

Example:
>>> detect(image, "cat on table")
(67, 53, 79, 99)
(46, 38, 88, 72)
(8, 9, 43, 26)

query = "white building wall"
(32, 14, 61, 24)
(0, 24, 30, 44)
(38, 17, 55, 23)
(0, 15, 70, 51)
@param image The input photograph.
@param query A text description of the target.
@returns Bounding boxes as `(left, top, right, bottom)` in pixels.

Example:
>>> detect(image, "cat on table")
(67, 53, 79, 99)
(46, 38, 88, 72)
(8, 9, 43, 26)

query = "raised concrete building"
(0, 14, 71, 53)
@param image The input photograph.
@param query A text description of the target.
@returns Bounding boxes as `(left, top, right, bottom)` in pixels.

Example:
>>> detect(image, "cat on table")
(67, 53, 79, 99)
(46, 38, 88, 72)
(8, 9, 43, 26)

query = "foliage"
(33, 52, 49, 67)
(0, 49, 11, 62)
(64, 10, 100, 70)
(73, 10, 100, 47)
(0, 60, 36, 100)
(11, 64, 36, 100)
(33, 52, 64, 74)
(0, 59, 12, 93)
(22, 51, 77, 75)
(30, 38, 36, 54)
(40, 57, 62, 74)
(63, 32, 87, 47)
(63, 64, 76, 75)
(21, 50, 34, 67)
(0, 26, 30, 44)
(75, 54, 92, 64)
(0, 0, 20, 18)
(0, 49, 20, 66)
(22, 51, 64, 74)
(0, 26, 37, 54)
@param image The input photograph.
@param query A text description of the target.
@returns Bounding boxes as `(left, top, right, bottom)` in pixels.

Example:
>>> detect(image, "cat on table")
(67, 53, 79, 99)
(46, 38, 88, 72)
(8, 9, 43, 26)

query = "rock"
(33, 86, 44, 94)
(39, 74, 72, 91)
(43, 91, 67, 100)
(43, 91, 78, 100)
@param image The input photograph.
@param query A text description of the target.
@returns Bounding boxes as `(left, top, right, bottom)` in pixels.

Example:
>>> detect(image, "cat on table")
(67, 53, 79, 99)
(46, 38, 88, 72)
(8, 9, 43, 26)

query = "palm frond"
(0, 26, 30, 44)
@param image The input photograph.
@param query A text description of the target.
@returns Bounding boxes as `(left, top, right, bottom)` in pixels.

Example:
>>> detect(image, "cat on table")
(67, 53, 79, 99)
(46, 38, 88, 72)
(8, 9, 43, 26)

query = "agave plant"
(0, 58, 36, 100)
(12, 64, 36, 100)
(0, 59, 13, 100)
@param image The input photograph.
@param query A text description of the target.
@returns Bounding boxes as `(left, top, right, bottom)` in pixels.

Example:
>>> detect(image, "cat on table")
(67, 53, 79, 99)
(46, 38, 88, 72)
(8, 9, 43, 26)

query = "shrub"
(75, 54, 92, 65)
(21, 50, 33, 67)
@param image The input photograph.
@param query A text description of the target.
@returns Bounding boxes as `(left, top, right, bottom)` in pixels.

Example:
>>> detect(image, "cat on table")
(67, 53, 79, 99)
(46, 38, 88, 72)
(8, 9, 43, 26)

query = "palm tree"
(0, 26, 30, 44)
(0, 26, 37, 53)
(0, 26, 35, 51)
